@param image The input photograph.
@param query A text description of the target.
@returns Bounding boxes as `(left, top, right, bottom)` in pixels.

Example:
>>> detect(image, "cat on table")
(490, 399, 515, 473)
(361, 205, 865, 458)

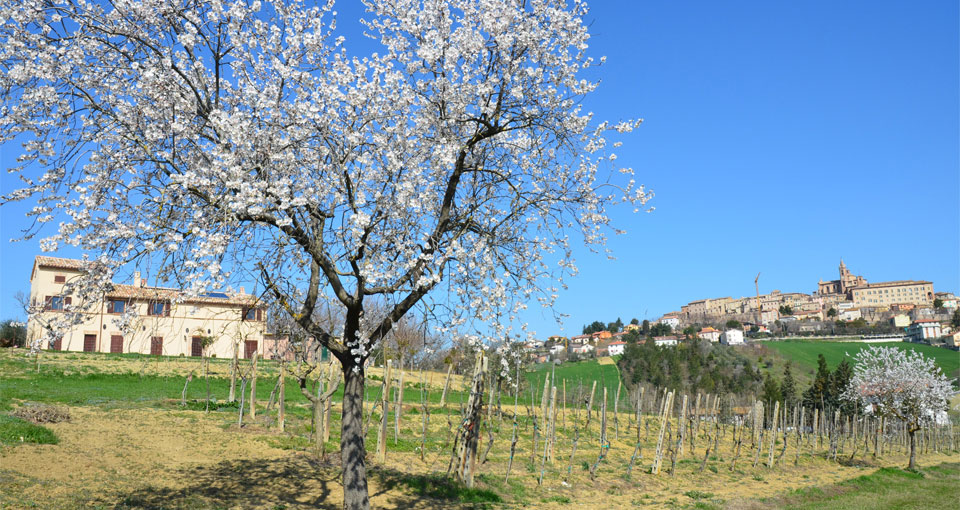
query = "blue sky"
(1, 1, 958, 338)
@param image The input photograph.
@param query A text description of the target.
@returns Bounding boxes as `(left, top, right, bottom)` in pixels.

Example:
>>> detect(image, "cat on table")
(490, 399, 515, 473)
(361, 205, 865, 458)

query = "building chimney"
(133, 271, 141, 287)
(239, 286, 245, 295)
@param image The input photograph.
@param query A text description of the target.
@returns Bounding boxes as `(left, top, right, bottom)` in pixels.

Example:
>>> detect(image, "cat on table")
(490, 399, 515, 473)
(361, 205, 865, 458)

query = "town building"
(817, 259, 867, 297)
(850, 281, 934, 308)
(607, 340, 626, 356)
(838, 308, 862, 322)
(698, 327, 721, 343)
(27, 256, 266, 359)
(720, 329, 744, 345)
(890, 314, 911, 328)
(652, 336, 678, 347)
(905, 319, 942, 343)
(659, 315, 680, 328)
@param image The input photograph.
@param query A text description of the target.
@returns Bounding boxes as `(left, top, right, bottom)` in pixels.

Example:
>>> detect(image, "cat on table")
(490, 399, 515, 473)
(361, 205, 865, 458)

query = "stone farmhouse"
(27, 256, 266, 359)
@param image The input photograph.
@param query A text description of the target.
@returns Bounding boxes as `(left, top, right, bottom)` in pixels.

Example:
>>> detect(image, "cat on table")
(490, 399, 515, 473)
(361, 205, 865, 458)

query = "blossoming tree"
(842, 347, 952, 470)
(0, 0, 650, 508)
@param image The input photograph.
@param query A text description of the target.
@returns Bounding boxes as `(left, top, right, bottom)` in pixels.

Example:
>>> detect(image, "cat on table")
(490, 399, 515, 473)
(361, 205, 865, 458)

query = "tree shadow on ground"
(99, 452, 499, 509)
(104, 452, 340, 509)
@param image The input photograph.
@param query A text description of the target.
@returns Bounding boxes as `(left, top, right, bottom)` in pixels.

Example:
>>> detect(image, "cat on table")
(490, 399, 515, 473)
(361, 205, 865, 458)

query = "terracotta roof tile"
(35, 256, 87, 270)
(35, 256, 258, 306)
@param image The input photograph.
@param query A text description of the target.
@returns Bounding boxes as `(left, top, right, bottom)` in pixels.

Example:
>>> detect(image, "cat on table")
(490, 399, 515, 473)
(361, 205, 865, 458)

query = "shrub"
(12, 403, 71, 424)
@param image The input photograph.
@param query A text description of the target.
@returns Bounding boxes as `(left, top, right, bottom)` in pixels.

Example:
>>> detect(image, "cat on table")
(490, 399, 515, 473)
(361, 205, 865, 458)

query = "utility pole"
(754, 272, 762, 326)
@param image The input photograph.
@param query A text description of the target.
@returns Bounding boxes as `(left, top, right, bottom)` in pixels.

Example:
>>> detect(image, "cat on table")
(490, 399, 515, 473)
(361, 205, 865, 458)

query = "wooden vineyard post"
(323, 363, 336, 444)
(693, 392, 702, 448)
(730, 414, 746, 471)
(237, 375, 247, 427)
(562, 379, 567, 432)
(278, 361, 286, 432)
(636, 386, 644, 439)
(540, 374, 551, 427)
(505, 420, 519, 482)
(249, 353, 258, 419)
(614, 380, 622, 440)
(420, 369, 429, 462)
(450, 352, 488, 488)
(678, 394, 688, 456)
(538, 385, 557, 486)
(652, 390, 673, 474)
(395, 367, 405, 444)
(439, 364, 453, 408)
(589, 387, 609, 480)
(753, 401, 764, 468)
(586, 380, 597, 430)
(549, 386, 558, 463)
(767, 401, 779, 467)
(229, 341, 239, 402)
(377, 359, 392, 463)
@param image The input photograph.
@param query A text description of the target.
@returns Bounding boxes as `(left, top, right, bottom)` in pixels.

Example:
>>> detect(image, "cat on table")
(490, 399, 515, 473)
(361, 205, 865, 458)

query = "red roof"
(609, 340, 626, 345)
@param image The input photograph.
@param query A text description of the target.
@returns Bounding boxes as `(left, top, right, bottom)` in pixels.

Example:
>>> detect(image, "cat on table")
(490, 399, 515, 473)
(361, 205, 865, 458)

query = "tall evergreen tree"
(802, 354, 832, 410)
(830, 358, 854, 414)
(762, 373, 782, 420)
(781, 363, 798, 410)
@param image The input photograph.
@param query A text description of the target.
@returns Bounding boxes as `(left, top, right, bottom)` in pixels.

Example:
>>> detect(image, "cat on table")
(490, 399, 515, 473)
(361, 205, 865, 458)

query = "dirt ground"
(3, 402, 957, 510)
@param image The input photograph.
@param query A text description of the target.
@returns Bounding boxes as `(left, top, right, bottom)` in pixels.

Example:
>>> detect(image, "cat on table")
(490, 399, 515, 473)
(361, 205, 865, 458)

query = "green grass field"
(776, 463, 960, 510)
(525, 358, 624, 407)
(0, 414, 59, 446)
(763, 340, 960, 383)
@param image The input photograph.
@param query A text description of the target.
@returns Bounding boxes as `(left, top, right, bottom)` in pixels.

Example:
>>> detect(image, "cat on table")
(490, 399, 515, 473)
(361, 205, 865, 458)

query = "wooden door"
(150, 336, 163, 356)
(244, 340, 258, 359)
(191, 337, 203, 357)
(110, 335, 123, 353)
(83, 334, 97, 352)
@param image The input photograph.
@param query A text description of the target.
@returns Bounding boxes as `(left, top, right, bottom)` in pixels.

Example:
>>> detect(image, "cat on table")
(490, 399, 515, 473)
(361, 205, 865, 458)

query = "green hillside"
(524, 358, 623, 406)
(764, 340, 959, 384)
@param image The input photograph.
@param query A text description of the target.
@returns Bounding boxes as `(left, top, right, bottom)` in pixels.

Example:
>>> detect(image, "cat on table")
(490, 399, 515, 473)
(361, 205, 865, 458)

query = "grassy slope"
(524, 358, 623, 407)
(763, 341, 960, 383)
(0, 352, 469, 420)
(778, 463, 960, 510)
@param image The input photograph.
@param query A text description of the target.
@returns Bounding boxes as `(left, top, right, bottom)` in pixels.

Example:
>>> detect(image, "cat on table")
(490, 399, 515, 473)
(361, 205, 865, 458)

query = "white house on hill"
(720, 329, 744, 345)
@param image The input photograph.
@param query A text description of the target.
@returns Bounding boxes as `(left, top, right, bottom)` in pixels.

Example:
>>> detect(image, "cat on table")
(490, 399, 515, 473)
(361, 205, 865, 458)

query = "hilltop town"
(530, 260, 959, 363)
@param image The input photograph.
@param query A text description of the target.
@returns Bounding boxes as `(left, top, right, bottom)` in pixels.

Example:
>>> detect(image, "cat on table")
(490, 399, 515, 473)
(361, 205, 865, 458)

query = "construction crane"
(754, 272, 762, 326)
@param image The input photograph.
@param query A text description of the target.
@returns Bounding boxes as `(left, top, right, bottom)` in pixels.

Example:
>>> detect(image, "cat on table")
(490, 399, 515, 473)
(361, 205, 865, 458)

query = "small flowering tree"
(1, 1, 650, 508)
(842, 347, 952, 469)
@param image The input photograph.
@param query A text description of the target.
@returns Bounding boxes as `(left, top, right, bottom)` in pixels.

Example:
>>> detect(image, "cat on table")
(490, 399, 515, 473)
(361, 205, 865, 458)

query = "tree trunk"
(341, 363, 369, 510)
(908, 427, 917, 470)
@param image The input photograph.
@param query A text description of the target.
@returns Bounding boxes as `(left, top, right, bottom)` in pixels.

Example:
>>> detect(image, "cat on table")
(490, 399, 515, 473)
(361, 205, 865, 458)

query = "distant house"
(838, 308, 862, 322)
(890, 314, 911, 328)
(905, 319, 942, 343)
(659, 315, 680, 328)
(653, 336, 678, 347)
(698, 327, 721, 343)
(947, 331, 960, 348)
(570, 334, 591, 345)
(935, 292, 957, 309)
(793, 310, 823, 321)
(591, 330, 613, 340)
(571, 343, 594, 355)
(720, 329, 744, 345)
(549, 344, 566, 355)
(607, 340, 627, 356)
(760, 309, 779, 325)
(27, 256, 265, 358)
